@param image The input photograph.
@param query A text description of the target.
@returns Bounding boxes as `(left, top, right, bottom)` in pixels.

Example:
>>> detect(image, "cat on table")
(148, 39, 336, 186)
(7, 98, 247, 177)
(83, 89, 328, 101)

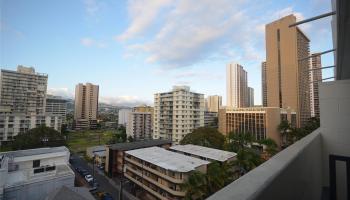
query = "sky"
(0, 0, 334, 106)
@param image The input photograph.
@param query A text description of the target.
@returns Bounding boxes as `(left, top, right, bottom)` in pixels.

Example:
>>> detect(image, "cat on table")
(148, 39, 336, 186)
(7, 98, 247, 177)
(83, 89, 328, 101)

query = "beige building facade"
(74, 83, 99, 129)
(153, 86, 204, 144)
(261, 61, 267, 107)
(206, 95, 222, 112)
(265, 15, 311, 127)
(309, 53, 322, 118)
(218, 107, 296, 146)
(226, 63, 248, 108)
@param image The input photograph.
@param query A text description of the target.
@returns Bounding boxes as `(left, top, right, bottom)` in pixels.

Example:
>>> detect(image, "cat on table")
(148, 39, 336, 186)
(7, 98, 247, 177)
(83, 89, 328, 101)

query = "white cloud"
(119, 0, 264, 68)
(83, 0, 102, 16)
(116, 0, 174, 41)
(119, 1, 330, 70)
(47, 87, 74, 99)
(99, 96, 150, 107)
(48, 87, 149, 106)
(80, 37, 107, 48)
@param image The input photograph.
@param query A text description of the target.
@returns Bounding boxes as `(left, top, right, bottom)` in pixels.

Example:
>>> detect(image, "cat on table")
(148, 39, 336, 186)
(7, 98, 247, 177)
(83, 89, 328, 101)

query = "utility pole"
(92, 155, 95, 186)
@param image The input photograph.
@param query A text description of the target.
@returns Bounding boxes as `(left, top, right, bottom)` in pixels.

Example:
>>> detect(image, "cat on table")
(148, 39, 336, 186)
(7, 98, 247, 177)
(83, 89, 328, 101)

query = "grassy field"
(67, 130, 115, 154)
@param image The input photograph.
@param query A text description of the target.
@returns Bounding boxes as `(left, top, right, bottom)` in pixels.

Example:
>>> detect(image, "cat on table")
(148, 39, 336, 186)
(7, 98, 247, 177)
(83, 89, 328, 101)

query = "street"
(70, 153, 138, 200)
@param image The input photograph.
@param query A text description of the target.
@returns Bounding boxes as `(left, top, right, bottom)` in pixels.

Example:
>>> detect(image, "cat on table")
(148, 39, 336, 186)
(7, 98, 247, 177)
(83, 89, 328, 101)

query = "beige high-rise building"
(153, 86, 204, 144)
(218, 107, 296, 146)
(0, 66, 48, 115)
(309, 53, 322, 118)
(206, 95, 222, 112)
(265, 15, 311, 127)
(247, 87, 254, 107)
(261, 61, 268, 107)
(226, 63, 248, 108)
(74, 83, 99, 129)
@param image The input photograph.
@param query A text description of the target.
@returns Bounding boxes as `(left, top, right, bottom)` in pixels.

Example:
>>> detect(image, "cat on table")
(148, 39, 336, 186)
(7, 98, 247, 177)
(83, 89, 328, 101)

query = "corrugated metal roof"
(170, 144, 236, 162)
(125, 147, 209, 172)
(109, 139, 172, 151)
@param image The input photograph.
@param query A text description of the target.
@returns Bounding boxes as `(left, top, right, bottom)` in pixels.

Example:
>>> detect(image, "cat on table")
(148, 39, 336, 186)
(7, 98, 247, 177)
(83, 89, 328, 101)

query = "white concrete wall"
(319, 79, 350, 200)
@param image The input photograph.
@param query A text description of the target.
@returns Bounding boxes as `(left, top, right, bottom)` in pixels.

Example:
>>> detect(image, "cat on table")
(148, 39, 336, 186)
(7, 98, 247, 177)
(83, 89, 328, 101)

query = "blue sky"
(0, 0, 334, 106)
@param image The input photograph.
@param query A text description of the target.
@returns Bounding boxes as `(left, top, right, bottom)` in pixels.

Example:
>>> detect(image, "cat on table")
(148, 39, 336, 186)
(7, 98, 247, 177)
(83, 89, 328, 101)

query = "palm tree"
(182, 171, 208, 200)
(206, 162, 225, 193)
(259, 138, 278, 160)
(225, 131, 254, 152)
(278, 120, 291, 147)
(232, 148, 263, 176)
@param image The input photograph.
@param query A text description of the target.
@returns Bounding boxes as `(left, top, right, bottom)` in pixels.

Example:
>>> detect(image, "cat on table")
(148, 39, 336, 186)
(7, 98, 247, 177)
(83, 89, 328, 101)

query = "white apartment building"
(0, 146, 75, 200)
(127, 112, 152, 141)
(153, 86, 204, 144)
(74, 83, 99, 129)
(0, 114, 63, 143)
(45, 95, 67, 117)
(118, 108, 132, 126)
(0, 66, 48, 115)
(226, 63, 248, 108)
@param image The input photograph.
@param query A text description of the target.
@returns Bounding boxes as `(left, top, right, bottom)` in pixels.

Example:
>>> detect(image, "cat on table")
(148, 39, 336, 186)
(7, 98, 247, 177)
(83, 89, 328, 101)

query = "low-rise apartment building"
(105, 139, 172, 177)
(124, 147, 209, 200)
(169, 144, 236, 163)
(218, 107, 296, 146)
(0, 146, 75, 200)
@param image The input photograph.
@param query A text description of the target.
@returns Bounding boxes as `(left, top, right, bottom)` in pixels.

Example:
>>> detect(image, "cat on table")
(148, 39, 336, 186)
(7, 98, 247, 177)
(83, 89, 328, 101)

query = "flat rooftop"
(5, 164, 74, 188)
(126, 147, 209, 173)
(170, 144, 237, 162)
(0, 146, 69, 158)
(109, 139, 172, 151)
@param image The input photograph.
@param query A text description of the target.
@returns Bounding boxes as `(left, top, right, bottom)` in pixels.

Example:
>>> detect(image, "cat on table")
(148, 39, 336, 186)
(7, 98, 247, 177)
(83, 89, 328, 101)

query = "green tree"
(180, 127, 225, 149)
(182, 171, 208, 200)
(127, 135, 134, 142)
(225, 132, 254, 152)
(258, 138, 278, 159)
(278, 120, 292, 147)
(12, 126, 66, 150)
(206, 161, 234, 193)
(233, 148, 262, 176)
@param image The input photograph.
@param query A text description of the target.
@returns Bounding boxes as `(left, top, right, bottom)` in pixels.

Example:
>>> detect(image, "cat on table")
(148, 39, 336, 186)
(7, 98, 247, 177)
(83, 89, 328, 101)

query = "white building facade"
(153, 86, 204, 144)
(126, 112, 152, 141)
(0, 114, 63, 143)
(118, 108, 132, 126)
(226, 63, 248, 108)
(0, 146, 75, 200)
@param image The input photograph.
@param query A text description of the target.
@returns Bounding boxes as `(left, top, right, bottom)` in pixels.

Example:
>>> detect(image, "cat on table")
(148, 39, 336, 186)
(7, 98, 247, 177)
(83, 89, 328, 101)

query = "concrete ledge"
(207, 129, 323, 200)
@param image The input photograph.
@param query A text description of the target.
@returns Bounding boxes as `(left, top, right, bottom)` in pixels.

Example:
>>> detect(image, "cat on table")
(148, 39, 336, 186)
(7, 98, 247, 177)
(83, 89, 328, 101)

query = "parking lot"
(70, 153, 138, 200)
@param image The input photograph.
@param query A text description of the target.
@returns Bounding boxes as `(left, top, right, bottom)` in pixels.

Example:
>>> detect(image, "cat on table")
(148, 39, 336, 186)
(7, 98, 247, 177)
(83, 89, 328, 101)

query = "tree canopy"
(180, 127, 225, 149)
(12, 126, 66, 150)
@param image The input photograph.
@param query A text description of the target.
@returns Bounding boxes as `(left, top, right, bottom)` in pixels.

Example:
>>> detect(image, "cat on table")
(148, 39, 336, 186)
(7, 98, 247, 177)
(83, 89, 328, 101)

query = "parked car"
(90, 181, 99, 187)
(102, 193, 113, 200)
(85, 174, 93, 182)
(75, 167, 82, 173)
(80, 170, 90, 176)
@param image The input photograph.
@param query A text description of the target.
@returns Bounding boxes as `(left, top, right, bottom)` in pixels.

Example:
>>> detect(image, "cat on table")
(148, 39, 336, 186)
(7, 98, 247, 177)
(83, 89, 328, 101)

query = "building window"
(33, 160, 40, 168)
